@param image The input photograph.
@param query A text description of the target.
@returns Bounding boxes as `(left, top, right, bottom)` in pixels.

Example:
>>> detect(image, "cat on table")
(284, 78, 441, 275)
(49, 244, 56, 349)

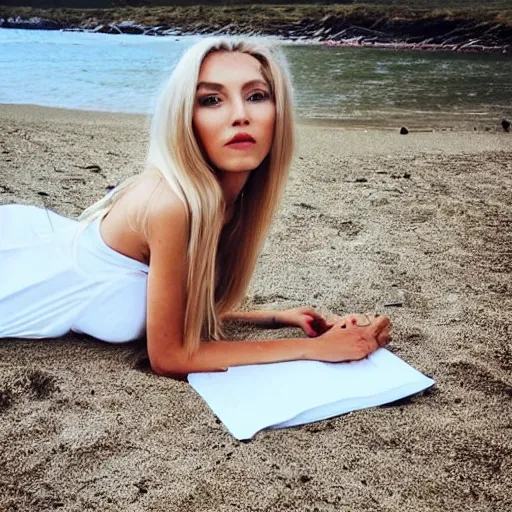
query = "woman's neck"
(217, 170, 251, 206)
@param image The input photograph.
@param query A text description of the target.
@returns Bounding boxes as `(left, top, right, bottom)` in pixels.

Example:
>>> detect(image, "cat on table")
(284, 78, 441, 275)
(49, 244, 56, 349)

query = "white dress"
(0, 204, 149, 342)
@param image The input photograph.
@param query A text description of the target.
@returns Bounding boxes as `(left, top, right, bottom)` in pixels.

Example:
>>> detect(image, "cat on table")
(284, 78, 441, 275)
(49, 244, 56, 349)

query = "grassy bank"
(1, 4, 511, 48)
(2, 4, 512, 28)
(2, 0, 512, 9)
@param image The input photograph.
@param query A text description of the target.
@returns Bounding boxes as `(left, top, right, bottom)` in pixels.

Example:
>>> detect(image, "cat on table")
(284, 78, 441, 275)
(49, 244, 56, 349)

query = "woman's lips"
(226, 141, 256, 150)
(225, 132, 256, 149)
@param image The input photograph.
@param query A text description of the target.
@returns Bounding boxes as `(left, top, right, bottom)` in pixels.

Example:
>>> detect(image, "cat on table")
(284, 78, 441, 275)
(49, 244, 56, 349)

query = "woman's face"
(193, 50, 276, 174)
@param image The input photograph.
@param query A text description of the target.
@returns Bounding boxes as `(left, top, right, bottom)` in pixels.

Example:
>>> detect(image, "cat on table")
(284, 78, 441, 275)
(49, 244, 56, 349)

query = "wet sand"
(0, 104, 511, 511)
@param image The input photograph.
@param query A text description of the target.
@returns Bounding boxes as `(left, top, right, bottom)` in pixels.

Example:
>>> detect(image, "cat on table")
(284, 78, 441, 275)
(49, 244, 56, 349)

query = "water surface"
(1, 29, 511, 125)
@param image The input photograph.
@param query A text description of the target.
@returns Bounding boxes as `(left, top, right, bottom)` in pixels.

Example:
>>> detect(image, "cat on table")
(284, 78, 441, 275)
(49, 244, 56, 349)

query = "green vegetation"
(2, 4, 512, 28)
(1, 2, 511, 48)
(2, 1, 512, 8)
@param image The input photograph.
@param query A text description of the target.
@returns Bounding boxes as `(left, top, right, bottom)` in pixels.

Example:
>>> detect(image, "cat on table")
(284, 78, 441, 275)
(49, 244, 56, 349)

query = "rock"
(92, 24, 122, 35)
(400, 126, 409, 135)
(78, 164, 101, 172)
(384, 301, 403, 307)
(108, 24, 123, 35)
(161, 28, 180, 36)
(117, 21, 146, 35)
(4, 16, 60, 30)
(502, 119, 511, 132)
(143, 26, 165, 36)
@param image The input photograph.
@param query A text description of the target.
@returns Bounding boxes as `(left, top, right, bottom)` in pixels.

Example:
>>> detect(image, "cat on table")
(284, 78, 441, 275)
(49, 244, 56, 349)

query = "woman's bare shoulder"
(113, 172, 186, 226)
(143, 175, 188, 232)
(118, 173, 188, 256)
(100, 173, 187, 265)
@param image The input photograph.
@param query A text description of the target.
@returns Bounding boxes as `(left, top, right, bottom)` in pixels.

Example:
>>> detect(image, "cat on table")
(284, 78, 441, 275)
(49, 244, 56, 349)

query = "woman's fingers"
(310, 318, 330, 336)
(351, 316, 391, 354)
(304, 315, 321, 337)
(369, 316, 391, 347)
(315, 315, 392, 362)
(347, 313, 382, 327)
(368, 315, 390, 332)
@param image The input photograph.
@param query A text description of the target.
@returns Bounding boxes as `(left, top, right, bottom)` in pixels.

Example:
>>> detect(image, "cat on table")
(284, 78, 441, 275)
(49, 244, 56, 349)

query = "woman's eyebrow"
(243, 79, 270, 90)
(196, 81, 223, 92)
(196, 79, 269, 91)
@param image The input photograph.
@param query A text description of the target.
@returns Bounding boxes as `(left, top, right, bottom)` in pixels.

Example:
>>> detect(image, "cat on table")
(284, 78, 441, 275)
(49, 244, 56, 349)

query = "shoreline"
(1, 5, 511, 54)
(1, 103, 509, 133)
(1, 24, 509, 54)
(1, 26, 509, 55)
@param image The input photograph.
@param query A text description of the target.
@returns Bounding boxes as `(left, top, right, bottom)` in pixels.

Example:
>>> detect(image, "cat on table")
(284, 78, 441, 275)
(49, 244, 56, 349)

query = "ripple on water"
(1, 29, 511, 123)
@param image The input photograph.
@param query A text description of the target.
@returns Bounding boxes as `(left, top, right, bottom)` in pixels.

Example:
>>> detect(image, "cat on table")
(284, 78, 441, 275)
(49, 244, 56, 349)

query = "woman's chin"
(217, 156, 265, 174)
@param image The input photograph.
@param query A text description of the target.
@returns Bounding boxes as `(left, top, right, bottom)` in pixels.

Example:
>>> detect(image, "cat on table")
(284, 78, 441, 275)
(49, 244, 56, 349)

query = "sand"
(0, 104, 511, 511)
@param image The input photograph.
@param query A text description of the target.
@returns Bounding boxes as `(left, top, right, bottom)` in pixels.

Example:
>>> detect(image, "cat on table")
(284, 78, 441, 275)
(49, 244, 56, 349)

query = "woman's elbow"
(148, 346, 195, 377)
(150, 356, 188, 377)
(149, 344, 225, 376)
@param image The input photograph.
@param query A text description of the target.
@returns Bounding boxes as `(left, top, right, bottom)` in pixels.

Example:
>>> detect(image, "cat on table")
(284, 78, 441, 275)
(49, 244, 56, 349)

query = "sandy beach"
(1, 104, 511, 511)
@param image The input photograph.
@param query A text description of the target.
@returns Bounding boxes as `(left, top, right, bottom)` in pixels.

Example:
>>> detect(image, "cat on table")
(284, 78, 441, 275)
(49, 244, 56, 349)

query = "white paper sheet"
(188, 348, 435, 440)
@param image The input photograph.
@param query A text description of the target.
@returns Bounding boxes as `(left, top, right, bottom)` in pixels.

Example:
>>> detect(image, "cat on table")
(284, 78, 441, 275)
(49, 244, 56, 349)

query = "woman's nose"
(231, 98, 249, 126)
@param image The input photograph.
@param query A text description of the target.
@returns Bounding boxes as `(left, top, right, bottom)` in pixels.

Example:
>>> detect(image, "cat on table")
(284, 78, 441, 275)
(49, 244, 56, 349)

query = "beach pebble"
(82, 164, 102, 173)
(384, 301, 403, 307)
(501, 119, 511, 132)
(400, 127, 409, 135)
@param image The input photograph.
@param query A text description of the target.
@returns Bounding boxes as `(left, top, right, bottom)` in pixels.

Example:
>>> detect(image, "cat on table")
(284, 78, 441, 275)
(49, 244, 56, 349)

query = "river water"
(1, 29, 511, 126)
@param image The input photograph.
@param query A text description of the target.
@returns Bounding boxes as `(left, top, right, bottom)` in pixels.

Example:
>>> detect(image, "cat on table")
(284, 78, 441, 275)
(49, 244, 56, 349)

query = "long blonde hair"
(80, 37, 295, 354)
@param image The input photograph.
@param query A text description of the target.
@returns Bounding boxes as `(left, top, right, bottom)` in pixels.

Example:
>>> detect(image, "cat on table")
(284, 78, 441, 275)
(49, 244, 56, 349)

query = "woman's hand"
(274, 309, 384, 338)
(275, 307, 333, 337)
(310, 316, 392, 362)
(326, 313, 377, 327)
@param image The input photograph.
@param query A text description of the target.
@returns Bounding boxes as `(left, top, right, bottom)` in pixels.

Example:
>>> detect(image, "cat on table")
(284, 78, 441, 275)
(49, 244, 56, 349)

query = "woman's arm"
(222, 308, 345, 335)
(220, 310, 285, 329)
(144, 187, 391, 377)
(156, 336, 314, 374)
(151, 320, 390, 376)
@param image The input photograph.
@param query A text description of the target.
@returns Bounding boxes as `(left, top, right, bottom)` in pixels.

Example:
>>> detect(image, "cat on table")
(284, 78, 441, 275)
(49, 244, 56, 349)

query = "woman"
(0, 37, 391, 375)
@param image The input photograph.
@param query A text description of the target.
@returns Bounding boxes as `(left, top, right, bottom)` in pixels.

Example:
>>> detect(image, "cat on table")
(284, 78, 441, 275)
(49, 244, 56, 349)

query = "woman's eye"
(248, 91, 270, 102)
(198, 96, 221, 107)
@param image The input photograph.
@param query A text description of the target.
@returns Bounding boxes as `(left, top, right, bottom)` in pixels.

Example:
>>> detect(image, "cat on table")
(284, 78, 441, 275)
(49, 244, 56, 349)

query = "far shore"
(1, 4, 511, 54)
